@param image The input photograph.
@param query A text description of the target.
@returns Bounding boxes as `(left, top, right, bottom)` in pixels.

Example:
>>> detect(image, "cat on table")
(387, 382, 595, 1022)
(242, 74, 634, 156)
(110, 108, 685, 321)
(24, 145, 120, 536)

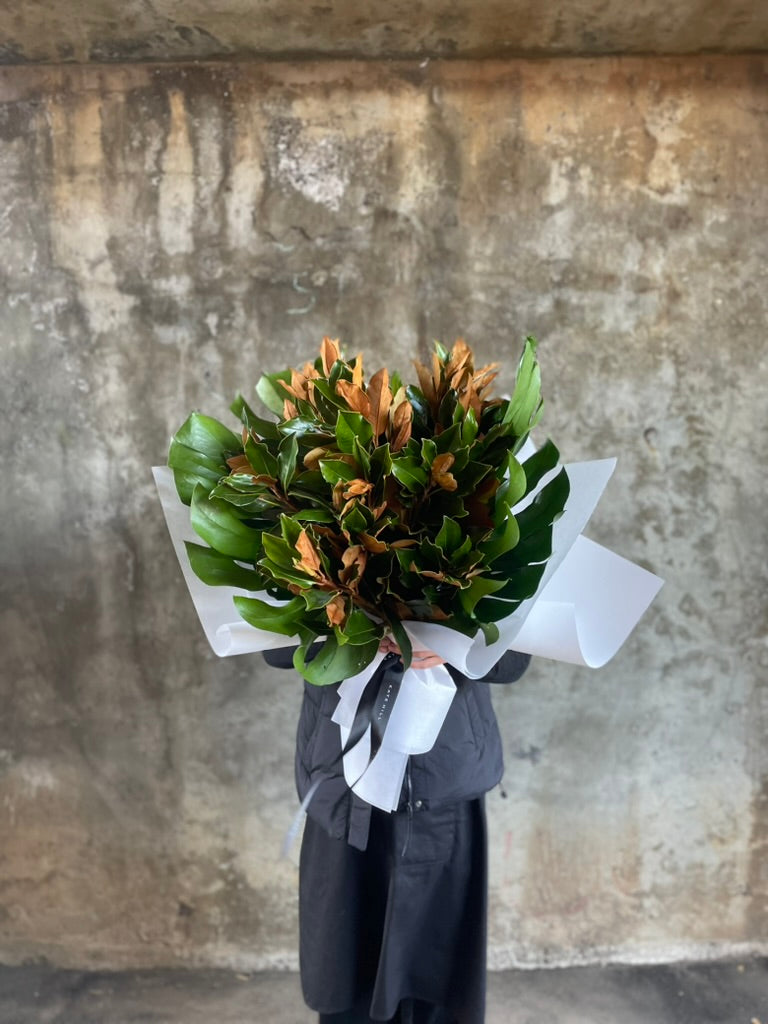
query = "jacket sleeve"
(261, 646, 297, 669)
(478, 649, 531, 684)
(262, 643, 324, 669)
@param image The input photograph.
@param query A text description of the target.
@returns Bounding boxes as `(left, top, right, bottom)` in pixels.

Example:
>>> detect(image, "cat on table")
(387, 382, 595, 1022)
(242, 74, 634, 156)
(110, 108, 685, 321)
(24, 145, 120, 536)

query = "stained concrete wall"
(0, 56, 766, 970)
(2, 1, 768, 62)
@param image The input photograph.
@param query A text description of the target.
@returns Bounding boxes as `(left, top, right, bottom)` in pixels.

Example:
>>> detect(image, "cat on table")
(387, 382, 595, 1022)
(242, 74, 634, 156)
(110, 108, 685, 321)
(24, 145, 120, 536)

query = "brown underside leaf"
(343, 478, 373, 500)
(295, 529, 323, 577)
(320, 336, 341, 376)
(339, 545, 367, 588)
(389, 398, 413, 452)
(414, 360, 437, 409)
(359, 532, 388, 554)
(367, 367, 391, 437)
(352, 353, 364, 389)
(283, 398, 299, 420)
(336, 380, 372, 419)
(227, 454, 252, 474)
(304, 446, 329, 471)
(326, 594, 347, 627)
(431, 452, 458, 491)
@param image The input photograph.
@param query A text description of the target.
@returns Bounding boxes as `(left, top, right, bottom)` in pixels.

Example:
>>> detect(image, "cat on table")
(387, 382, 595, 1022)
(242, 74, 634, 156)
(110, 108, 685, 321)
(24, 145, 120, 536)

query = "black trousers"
(319, 995, 456, 1023)
(301, 799, 487, 1024)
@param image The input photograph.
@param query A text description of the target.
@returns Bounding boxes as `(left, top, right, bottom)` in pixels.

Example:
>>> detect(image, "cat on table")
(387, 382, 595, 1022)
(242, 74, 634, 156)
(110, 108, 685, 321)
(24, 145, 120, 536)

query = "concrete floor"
(0, 960, 766, 1024)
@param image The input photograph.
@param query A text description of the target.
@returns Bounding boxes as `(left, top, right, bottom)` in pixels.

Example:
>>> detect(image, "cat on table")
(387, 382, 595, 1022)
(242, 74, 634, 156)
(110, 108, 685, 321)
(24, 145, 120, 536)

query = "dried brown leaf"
(227, 454, 252, 474)
(414, 359, 437, 408)
(359, 532, 388, 554)
(304, 446, 329, 471)
(430, 452, 458, 490)
(283, 398, 299, 420)
(339, 545, 367, 588)
(326, 594, 346, 627)
(320, 336, 341, 376)
(295, 530, 323, 577)
(367, 367, 391, 436)
(336, 380, 372, 419)
(389, 398, 413, 452)
(352, 353, 364, 389)
(343, 478, 373, 500)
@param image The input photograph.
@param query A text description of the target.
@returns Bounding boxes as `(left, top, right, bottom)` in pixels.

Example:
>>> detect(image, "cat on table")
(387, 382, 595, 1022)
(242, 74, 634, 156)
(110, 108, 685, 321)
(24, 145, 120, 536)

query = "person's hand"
(379, 635, 446, 670)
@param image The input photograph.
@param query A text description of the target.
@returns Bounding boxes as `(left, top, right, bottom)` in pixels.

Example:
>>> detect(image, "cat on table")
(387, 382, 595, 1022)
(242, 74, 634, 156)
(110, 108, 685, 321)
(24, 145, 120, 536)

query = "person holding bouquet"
(264, 637, 531, 1024)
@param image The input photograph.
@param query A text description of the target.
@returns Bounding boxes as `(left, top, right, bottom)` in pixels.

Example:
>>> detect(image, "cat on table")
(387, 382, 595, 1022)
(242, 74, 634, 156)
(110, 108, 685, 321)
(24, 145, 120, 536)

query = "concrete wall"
(0, 56, 766, 970)
(2, 1, 768, 62)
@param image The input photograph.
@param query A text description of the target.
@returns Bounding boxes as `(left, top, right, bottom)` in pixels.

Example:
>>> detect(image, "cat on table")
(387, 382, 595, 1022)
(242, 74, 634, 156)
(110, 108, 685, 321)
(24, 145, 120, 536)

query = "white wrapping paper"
(331, 653, 458, 811)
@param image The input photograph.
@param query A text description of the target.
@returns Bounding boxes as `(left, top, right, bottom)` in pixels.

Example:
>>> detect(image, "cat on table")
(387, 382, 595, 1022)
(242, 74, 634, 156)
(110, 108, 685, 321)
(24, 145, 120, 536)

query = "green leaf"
(461, 407, 479, 446)
(370, 443, 392, 476)
(280, 513, 302, 547)
(190, 486, 263, 561)
(389, 618, 412, 670)
(234, 595, 305, 636)
(279, 416, 333, 440)
(493, 563, 548, 600)
(256, 370, 291, 417)
(459, 575, 508, 615)
(261, 531, 296, 569)
(504, 337, 544, 439)
(479, 512, 521, 561)
(293, 508, 336, 523)
(337, 609, 381, 646)
(433, 423, 461, 454)
(173, 412, 241, 461)
(420, 437, 437, 468)
(515, 466, 570, 534)
(341, 503, 370, 534)
(294, 633, 380, 686)
(336, 411, 374, 455)
(277, 433, 299, 491)
(301, 589, 336, 611)
(244, 436, 278, 478)
(319, 459, 357, 484)
(168, 440, 226, 504)
(390, 457, 428, 491)
(435, 516, 463, 554)
(521, 439, 561, 496)
(185, 542, 264, 590)
(477, 620, 500, 645)
(406, 386, 430, 433)
(493, 453, 527, 525)
(472, 597, 522, 622)
(354, 436, 371, 475)
(230, 394, 280, 439)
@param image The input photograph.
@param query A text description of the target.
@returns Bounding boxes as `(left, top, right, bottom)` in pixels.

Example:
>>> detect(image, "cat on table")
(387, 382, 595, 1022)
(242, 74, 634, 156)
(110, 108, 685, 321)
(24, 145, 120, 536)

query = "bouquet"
(167, 337, 569, 687)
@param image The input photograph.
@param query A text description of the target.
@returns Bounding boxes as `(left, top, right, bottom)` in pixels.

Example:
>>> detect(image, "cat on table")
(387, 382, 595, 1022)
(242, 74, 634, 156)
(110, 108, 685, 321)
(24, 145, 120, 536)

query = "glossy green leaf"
(294, 633, 380, 686)
(256, 371, 291, 417)
(277, 433, 299, 491)
(185, 542, 264, 590)
(319, 459, 357, 484)
(336, 411, 374, 455)
(233, 596, 305, 636)
(390, 457, 428, 491)
(190, 486, 263, 561)
(173, 412, 241, 461)
(230, 394, 280, 439)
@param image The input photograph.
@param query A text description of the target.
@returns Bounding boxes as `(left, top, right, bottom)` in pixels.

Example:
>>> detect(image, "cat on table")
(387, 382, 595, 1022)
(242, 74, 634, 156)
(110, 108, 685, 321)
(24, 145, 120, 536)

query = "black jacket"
(263, 647, 530, 850)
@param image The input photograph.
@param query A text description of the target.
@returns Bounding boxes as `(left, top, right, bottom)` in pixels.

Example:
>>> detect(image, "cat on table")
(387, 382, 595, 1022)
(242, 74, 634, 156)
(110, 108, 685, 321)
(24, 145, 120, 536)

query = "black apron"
(299, 796, 488, 1024)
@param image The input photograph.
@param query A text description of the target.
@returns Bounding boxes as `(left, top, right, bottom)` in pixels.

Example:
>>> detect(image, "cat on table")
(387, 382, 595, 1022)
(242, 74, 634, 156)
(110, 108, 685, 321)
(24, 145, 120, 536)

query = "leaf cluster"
(168, 336, 569, 684)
